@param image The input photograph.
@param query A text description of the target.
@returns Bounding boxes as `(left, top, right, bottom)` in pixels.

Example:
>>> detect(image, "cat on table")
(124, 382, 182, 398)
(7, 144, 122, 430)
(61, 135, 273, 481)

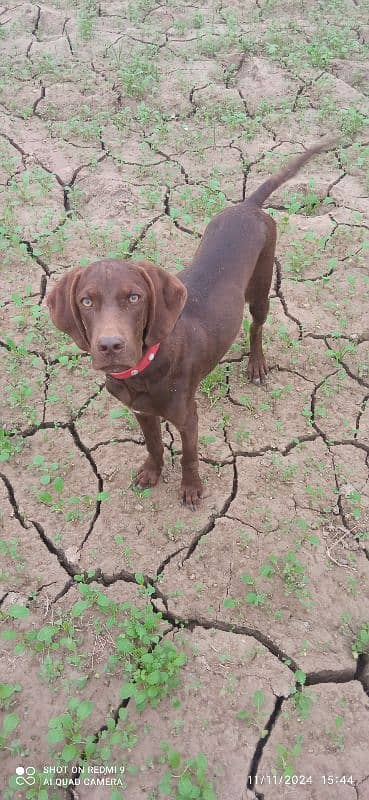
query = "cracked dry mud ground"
(1, 0, 369, 798)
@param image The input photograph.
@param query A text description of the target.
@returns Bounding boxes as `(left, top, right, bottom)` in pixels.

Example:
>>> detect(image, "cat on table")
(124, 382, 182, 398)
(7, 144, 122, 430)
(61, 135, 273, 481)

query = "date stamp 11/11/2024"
(14, 768, 357, 793)
(14, 767, 356, 791)
(248, 774, 355, 788)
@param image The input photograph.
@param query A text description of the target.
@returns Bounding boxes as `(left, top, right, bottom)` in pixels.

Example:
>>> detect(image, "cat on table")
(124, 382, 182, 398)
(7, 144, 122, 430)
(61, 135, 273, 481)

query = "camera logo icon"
(15, 766, 36, 786)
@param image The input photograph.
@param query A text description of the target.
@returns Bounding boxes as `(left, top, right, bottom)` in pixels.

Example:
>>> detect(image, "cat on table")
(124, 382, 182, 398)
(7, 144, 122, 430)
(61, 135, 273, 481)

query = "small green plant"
(110, 406, 137, 429)
(159, 746, 216, 799)
(118, 50, 159, 98)
(275, 735, 304, 779)
(52, 109, 108, 143)
(285, 232, 337, 278)
(93, 706, 136, 764)
(0, 428, 23, 462)
(235, 427, 251, 445)
(346, 489, 362, 521)
(327, 343, 357, 364)
(244, 591, 266, 607)
(259, 550, 310, 605)
(121, 639, 186, 711)
(7, 167, 54, 203)
(114, 534, 133, 565)
(36, 468, 65, 509)
(283, 179, 331, 216)
(174, 180, 227, 226)
(0, 712, 20, 749)
(340, 106, 369, 138)
(282, 551, 308, 595)
(325, 713, 345, 751)
(164, 521, 185, 542)
(236, 689, 268, 736)
(264, 21, 362, 71)
(192, 11, 204, 28)
(270, 455, 297, 483)
(0, 683, 22, 710)
(78, 0, 98, 40)
(290, 670, 315, 721)
(352, 622, 369, 658)
(200, 365, 229, 406)
(47, 697, 94, 762)
(126, 0, 155, 23)
(223, 597, 240, 610)
(199, 434, 217, 447)
(130, 480, 152, 500)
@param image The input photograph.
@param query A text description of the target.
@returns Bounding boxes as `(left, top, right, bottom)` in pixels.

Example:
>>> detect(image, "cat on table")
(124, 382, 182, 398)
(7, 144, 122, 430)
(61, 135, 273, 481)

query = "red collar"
(110, 342, 160, 380)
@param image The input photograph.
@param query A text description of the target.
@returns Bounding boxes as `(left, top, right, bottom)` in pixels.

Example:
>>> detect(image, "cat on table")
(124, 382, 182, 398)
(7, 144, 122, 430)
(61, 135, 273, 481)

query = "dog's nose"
(97, 336, 125, 354)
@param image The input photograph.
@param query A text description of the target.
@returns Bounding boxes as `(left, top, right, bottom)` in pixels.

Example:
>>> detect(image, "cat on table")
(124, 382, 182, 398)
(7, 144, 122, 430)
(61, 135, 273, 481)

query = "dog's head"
(46, 259, 187, 373)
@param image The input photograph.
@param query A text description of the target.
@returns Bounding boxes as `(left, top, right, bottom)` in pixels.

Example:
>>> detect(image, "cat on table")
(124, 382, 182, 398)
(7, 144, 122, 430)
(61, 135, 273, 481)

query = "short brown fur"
(47, 143, 329, 508)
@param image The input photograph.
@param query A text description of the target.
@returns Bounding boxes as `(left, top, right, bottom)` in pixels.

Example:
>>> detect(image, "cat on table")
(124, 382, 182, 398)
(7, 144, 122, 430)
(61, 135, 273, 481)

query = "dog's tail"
(245, 140, 335, 208)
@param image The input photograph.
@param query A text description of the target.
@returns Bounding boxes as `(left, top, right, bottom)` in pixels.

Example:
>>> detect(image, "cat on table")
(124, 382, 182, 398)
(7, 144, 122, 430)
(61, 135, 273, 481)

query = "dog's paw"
(134, 459, 162, 489)
(181, 476, 203, 511)
(247, 356, 267, 385)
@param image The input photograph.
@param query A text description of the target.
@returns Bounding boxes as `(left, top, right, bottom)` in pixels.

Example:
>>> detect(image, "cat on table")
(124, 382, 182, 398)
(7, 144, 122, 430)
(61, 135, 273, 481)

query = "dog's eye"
(81, 297, 93, 308)
(129, 294, 140, 304)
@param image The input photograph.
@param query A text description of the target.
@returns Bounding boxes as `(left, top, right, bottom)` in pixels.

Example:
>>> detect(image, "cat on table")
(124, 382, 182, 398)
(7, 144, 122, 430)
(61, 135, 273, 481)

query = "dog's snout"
(97, 336, 125, 354)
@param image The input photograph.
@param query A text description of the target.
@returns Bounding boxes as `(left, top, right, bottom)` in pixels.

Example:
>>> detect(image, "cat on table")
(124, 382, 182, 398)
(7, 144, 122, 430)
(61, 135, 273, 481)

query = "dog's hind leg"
(245, 218, 276, 384)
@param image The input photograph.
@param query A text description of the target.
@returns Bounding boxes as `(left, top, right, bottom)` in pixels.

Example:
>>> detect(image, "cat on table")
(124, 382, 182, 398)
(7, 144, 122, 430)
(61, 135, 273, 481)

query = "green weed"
(0, 428, 23, 462)
(118, 50, 159, 99)
(236, 688, 268, 736)
(352, 622, 369, 658)
(159, 746, 216, 799)
(275, 735, 304, 779)
(0, 683, 22, 710)
(200, 364, 229, 406)
(47, 697, 94, 762)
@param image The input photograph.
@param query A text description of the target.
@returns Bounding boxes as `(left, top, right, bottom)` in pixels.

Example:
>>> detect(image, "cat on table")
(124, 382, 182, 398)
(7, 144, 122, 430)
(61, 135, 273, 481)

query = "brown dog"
(47, 143, 327, 508)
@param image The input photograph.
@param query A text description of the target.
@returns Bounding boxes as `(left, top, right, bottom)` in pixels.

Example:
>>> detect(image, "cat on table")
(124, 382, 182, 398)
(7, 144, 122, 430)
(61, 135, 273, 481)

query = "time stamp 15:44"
(251, 775, 354, 786)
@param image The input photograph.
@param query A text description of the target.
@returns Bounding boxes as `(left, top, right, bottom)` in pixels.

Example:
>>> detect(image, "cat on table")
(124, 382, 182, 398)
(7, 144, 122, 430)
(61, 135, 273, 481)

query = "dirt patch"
(257, 682, 369, 799)
(78, 440, 234, 576)
(73, 627, 292, 800)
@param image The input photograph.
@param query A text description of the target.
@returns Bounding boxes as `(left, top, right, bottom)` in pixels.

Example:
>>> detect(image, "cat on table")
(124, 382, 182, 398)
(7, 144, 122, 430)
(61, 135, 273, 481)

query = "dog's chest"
(106, 376, 160, 416)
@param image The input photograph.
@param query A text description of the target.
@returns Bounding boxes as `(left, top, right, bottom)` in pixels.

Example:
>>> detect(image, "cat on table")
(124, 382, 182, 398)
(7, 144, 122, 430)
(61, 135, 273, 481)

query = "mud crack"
(246, 694, 285, 797)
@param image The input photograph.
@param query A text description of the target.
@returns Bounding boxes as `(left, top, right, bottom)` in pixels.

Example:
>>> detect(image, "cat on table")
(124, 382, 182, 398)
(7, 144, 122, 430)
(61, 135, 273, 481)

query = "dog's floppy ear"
(137, 261, 187, 346)
(45, 268, 90, 352)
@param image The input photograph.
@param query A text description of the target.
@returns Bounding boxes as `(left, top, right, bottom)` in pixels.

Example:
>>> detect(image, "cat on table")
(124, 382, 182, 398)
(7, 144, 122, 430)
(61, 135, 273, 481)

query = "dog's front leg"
(178, 401, 203, 510)
(134, 413, 164, 488)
